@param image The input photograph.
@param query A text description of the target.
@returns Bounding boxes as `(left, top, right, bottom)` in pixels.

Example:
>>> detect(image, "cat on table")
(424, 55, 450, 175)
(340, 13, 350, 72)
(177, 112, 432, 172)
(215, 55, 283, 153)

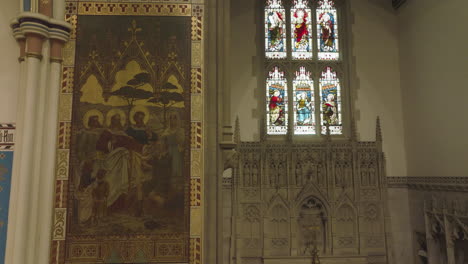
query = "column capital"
(11, 12, 72, 62)
(11, 12, 72, 43)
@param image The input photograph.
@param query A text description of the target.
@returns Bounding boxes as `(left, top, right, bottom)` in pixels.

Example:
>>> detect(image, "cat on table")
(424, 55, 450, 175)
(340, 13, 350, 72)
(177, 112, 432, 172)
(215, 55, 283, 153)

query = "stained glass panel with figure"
(265, 0, 287, 59)
(319, 66, 342, 134)
(267, 67, 288, 135)
(316, 0, 339, 60)
(293, 67, 315, 134)
(291, 0, 313, 60)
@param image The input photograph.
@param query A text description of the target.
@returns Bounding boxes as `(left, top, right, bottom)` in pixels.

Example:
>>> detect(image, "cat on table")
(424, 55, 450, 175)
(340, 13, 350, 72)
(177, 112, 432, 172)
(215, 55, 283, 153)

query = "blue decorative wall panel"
(0, 124, 15, 264)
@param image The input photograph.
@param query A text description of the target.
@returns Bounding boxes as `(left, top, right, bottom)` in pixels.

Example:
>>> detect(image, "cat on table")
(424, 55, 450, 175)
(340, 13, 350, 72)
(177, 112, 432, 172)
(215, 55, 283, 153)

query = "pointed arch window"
(317, 0, 340, 60)
(319, 66, 342, 134)
(293, 66, 315, 134)
(263, 0, 347, 136)
(291, 0, 313, 59)
(267, 66, 288, 135)
(266, 0, 287, 59)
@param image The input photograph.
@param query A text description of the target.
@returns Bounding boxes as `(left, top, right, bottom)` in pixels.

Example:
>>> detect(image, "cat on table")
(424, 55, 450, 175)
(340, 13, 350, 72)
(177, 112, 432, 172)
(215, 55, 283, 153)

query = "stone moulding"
(11, 12, 72, 42)
(387, 177, 468, 192)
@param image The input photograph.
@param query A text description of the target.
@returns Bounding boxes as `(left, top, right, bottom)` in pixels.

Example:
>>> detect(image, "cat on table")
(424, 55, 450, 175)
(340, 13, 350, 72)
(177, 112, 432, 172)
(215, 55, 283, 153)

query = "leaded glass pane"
(265, 0, 287, 59)
(291, 0, 313, 60)
(293, 66, 315, 134)
(267, 67, 288, 135)
(316, 0, 339, 60)
(319, 66, 342, 134)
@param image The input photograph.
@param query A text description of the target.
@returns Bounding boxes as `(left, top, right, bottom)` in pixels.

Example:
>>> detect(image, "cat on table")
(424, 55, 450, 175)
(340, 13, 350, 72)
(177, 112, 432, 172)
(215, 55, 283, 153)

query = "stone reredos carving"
(224, 118, 393, 263)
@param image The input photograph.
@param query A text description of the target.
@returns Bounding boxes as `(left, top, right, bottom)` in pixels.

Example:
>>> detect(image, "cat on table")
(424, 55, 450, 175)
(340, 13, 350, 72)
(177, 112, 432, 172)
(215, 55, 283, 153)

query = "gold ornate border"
(77, 2, 192, 16)
(51, 2, 204, 263)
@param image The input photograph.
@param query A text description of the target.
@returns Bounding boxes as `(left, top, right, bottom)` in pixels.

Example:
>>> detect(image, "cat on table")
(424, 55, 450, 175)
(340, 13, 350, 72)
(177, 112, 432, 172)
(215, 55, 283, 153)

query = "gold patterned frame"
(50, 1, 204, 263)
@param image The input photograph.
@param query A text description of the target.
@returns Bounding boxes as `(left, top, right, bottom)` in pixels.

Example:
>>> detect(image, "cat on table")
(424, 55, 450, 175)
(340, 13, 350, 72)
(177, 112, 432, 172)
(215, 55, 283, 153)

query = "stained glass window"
(263, 0, 347, 137)
(319, 66, 342, 135)
(293, 67, 315, 135)
(316, 0, 339, 60)
(267, 67, 288, 135)
(265, 0, 287, 59)
(291, 0, 313, 60)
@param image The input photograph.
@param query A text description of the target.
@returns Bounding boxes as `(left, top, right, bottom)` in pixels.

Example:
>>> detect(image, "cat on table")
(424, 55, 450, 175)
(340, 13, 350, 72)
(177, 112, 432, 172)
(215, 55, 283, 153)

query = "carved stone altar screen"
(225, 121, 393, 264)
(50, 1, 205, 263)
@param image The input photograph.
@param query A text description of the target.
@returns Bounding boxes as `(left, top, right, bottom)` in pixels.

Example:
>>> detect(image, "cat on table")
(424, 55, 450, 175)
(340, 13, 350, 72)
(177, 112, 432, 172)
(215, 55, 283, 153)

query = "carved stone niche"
(297, 197, 328, 256)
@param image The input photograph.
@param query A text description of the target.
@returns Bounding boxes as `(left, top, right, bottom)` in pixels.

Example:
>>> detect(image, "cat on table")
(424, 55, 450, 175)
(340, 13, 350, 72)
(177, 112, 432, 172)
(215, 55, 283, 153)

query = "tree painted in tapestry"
(68, 16, 190, 262)
(264, 0, 345, 136)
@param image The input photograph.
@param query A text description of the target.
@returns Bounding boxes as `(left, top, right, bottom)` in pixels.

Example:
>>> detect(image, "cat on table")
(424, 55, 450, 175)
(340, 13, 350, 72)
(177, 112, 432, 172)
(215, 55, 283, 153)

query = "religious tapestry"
(49, 3, 205, 261)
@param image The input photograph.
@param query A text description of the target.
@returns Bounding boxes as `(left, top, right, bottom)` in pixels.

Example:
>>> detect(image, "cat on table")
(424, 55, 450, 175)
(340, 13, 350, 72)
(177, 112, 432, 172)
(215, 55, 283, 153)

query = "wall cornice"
(388, 177, 468, 192)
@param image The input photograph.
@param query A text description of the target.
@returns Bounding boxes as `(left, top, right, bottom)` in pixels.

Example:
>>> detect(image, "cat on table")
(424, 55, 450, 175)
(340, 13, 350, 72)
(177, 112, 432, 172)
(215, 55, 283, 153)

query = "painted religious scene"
(320, 66, 342, 135)
(316, 0, 340, 60)
(291, 0, 313, 60)
(267, 67, 288, 135)
(66, 15, 191, 262)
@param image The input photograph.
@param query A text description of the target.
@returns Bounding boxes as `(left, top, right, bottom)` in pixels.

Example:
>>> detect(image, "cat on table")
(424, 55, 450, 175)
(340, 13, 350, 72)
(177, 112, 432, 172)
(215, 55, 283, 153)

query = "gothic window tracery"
(264, 0, 347, 136)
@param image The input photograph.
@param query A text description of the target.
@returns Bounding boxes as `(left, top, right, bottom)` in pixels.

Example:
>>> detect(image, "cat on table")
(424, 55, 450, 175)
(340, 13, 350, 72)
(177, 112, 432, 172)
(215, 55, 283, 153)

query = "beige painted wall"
(230, 0, 408, 176)
(398, 0, 468, 177)
(0, 0, 20, 123)
(230, 0, 262, 142)
(350, 0, 407, 177)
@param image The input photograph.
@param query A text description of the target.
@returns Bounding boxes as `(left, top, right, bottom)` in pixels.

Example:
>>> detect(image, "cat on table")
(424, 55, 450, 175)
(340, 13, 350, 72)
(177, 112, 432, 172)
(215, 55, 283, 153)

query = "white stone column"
(37, 1, 69, 261)
(4, 32, 26, 264)
(36, 33, 67, 263)
(26, 38, 50, 264)
(53, 0, 65, 20)
(7, 12, 51, 264)
(6, 9, 70, 264)
(11, 34, 45, 264)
